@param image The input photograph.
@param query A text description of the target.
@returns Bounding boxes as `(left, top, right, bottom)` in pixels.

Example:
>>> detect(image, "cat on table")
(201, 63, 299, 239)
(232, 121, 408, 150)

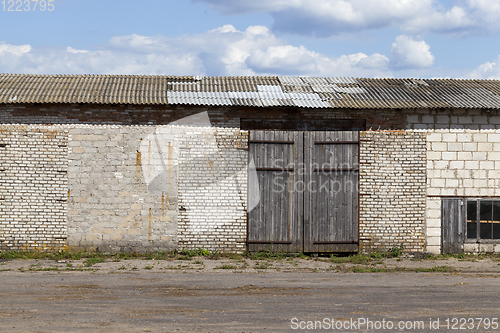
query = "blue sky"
(1, 0, 500, 78)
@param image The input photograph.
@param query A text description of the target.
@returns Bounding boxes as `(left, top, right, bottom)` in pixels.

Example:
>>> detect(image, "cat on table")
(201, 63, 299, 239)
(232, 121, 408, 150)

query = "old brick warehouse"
(1, 74, 500, 254)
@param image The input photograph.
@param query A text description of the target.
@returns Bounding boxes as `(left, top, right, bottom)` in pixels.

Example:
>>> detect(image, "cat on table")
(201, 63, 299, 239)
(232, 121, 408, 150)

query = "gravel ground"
(1, 254, 500, 332)
(1, 253, 500, 274)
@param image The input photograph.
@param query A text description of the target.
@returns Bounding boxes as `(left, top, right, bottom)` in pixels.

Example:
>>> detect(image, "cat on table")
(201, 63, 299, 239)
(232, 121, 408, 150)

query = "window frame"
(466, 198, 500, 243)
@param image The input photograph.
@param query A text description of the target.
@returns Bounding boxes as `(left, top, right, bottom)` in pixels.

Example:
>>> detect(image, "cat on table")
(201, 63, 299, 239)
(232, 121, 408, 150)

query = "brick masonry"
(407, 108, 500, 254)
(0, 103, 447, 254)
(0, 125, 68, 251)
(0, 121, 247, 253)
(177, 126, 248, 252)
(0, 103, 404, 129)
(67, 125, 177, 253)
(404, 108, 500, 131)
(359, 131, 427, 253)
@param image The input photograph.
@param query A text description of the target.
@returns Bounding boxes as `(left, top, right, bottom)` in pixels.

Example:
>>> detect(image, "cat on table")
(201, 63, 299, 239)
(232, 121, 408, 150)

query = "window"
(466, 199, 500, 240)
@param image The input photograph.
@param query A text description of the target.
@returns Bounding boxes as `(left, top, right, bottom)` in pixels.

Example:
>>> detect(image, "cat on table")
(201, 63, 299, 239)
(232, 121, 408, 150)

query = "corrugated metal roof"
(2, 73, 500, 109)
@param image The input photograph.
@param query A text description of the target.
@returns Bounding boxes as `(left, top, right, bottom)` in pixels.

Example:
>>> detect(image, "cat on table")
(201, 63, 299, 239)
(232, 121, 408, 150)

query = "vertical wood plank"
(303, 131, 311, 251)
(441, 198, 465, 254)
(296, 131, 303, 252)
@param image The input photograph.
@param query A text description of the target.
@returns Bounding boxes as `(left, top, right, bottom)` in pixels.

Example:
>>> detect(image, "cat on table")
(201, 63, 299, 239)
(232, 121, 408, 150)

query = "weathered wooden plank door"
(247, 131, 303, 252)
(248, 130, 359, 253)
(441, 198, 465, 254)
(304, 131, 359, 252)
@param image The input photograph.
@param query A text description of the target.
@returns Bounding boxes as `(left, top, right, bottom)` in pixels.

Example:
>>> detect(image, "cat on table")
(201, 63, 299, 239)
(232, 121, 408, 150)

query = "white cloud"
(66, 47, 88, 54)
(0, 42, 33, 74)
(390, 35, 435, 69)
(404, 5, 473, 35)
(466, 0, 500, 29)
(0, 25, 392, 77)
(194, 0, 494, 37)
(246, 45, 389, 76)
(0, 43, 203, 75)
(467, 55, 500, 79)
(0, 42, 31, 56)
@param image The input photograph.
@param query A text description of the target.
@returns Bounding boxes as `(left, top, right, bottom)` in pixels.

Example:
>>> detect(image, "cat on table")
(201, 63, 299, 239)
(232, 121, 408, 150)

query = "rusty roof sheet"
(2, 73, 500, 109)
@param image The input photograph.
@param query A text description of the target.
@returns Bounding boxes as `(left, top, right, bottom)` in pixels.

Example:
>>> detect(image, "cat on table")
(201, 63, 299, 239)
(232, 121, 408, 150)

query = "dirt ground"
(1, 253, 500, 274)
(1, 255, 500, 332)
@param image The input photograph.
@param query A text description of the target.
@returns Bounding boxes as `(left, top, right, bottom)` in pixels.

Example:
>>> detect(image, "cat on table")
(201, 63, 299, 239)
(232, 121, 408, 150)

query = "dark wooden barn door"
(304, 131, 359, 252)
(247, 131, 303, 252)
(248, 130, 359, 253)
(441, 198, 465, 254)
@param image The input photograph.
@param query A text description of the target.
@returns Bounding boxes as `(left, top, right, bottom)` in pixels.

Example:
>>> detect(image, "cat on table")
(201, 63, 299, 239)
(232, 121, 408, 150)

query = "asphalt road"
(0, 270, 499, 332)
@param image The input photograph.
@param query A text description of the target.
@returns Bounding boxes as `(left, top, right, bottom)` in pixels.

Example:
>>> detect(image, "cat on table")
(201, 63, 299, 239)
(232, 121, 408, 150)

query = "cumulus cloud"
(466, 0, 500, 28)
(193, 0, 495, 37)
(390, 35, 435, 69)
(0, 25, 392, 77)
(246, 45, 389, 76)
(0, 42, 31, 56)
(466, 55, 500, 79)
(0, 41, 203, 75)
(404, 5, 473, 35)
(66, 47, 89, 54)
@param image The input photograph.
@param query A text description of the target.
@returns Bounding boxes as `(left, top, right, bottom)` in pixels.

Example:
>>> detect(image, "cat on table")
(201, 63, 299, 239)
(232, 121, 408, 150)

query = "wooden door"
(247, 131, 303, 252)
(304, 131, 359, 252)
(248, 130, 359, 253)
(441, 198, 465, 254)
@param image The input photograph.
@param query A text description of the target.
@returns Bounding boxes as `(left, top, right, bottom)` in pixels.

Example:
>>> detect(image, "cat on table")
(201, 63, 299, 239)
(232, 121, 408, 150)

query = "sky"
(1, 0, 500, 79)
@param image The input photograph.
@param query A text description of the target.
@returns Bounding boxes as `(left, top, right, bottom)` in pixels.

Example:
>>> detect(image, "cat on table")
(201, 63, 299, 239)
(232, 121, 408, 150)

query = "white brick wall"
(425, 129, 500, 253)
(10, 106, 500, 254)
(426, 130, 500, 197)
(0, 123, 247, 253)
(425, 197, 441, 254)
(0, 125, 68, 252)
(67, 125, 178, 252)
(408, 109, 500, 253)
(177, 126, 248, 253)
(359, 131, 427, 252)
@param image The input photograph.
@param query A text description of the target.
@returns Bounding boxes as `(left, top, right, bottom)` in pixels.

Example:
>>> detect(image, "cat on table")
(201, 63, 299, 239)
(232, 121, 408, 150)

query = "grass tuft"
(214, 264, 237, 270)
(254, 262, 272, 269)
